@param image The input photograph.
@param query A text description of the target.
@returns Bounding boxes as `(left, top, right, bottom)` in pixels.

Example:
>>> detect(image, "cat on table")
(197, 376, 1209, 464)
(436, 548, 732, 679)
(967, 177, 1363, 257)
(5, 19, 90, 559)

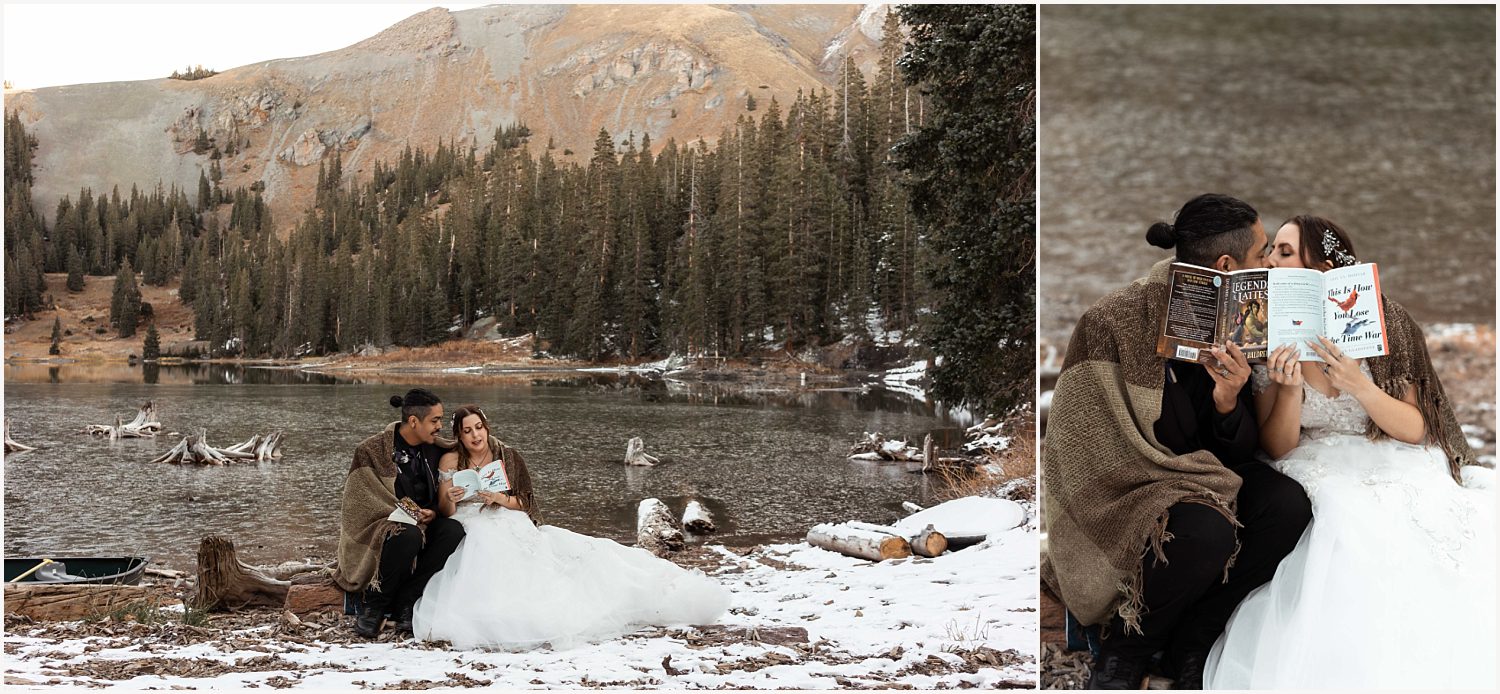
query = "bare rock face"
(9, 4, 886, 229)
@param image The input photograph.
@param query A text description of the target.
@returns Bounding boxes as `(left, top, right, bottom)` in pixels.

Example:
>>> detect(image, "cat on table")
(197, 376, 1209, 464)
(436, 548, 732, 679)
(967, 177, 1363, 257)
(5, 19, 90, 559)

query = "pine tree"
(66, 246, 86, 291)
(143, 324, 161, 361)
(893, 4, 1035, 414)
(49, 316, 62, 355)
(111, 259, 143, 337)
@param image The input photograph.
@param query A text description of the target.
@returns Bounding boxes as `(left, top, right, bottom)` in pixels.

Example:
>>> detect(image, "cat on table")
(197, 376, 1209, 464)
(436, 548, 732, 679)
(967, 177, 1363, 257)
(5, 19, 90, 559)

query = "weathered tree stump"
(847, 432, 923, 462)
(193, 535, 290, 611)
(682, 499, 716, 534)
(637, 498, 685, 555)
(806, 523, 912, 561)
(625, 437, 660, 466)
(84, 401, 161, 438)
(3, 583, 147, 621)
(4, 418, 36, 454)
(152, 429, 283, 465)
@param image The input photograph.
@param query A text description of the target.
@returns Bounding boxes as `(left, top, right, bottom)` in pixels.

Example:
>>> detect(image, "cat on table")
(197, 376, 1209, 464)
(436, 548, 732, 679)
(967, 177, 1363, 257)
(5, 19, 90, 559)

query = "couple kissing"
(1042, 194, 1495, 689)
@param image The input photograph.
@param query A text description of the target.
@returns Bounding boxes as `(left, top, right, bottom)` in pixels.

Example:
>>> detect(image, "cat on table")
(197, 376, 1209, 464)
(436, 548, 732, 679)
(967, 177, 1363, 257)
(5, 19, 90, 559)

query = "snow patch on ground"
(5, 503, 1036, 689)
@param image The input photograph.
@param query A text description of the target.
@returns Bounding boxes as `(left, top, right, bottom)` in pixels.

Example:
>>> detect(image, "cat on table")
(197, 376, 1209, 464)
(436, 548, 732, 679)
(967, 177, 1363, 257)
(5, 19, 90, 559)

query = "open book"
(451, 459, 512, 501)
(388, 497, 426, 525)
(1157, 262, 1387, 364)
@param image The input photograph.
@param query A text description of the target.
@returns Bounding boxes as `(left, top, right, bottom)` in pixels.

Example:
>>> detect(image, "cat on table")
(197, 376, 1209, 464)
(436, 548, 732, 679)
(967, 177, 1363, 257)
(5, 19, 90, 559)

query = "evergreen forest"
(3, 5, 1034, 413)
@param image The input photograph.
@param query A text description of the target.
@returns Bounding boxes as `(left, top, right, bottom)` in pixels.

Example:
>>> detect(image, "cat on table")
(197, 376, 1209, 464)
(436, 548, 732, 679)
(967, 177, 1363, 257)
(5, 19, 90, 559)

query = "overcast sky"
(2, 3, 491, 89)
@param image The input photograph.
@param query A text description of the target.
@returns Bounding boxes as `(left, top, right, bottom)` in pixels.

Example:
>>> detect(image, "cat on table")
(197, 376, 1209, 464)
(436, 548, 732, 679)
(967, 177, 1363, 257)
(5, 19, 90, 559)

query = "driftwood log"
(84, 401, 161, 438)
(847, 432, 923, 462)
(806, 523, 912, 561)
(637, 498, 685, 555)
(4, 418, 36, 454)
(682, 499, 716, 534)
(150, 429, 284, 465)
(625, 437, 660, 466)
(223, 431, 285, 462)
(847, 521, 948, 558)
(193, 535, 290, 611)
(3, 583, 148, 620)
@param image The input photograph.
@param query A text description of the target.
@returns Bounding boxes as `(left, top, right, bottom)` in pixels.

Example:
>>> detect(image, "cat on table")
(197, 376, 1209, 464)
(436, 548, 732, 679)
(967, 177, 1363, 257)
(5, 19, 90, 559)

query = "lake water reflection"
(3, 365, 965, 569)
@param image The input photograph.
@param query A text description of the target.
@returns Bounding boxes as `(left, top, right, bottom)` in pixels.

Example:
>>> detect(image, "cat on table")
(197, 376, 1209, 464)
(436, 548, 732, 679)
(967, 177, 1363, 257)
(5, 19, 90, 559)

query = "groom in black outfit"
(344, 388, 466, 638)
(1088, 195, 1314, 689)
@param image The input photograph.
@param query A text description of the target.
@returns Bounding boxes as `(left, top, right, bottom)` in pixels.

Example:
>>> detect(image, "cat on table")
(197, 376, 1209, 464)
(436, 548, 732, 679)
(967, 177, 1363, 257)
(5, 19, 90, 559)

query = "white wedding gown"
(413, 502, 730, 650)
(1206, 364, 1496, 689)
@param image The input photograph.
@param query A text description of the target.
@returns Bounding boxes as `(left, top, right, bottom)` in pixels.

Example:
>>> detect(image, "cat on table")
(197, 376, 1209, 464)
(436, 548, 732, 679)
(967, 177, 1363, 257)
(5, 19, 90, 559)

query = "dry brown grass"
(932, 411, 1038, 503)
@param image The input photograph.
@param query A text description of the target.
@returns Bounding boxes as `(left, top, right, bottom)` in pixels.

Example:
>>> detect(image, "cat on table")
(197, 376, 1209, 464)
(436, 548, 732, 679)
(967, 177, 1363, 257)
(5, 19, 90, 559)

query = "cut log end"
(807, 523, 912, 561)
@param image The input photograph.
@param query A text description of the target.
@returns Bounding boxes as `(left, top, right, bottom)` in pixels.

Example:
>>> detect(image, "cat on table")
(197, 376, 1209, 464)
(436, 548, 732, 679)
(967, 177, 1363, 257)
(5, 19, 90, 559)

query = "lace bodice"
(1251, 362, 1373, 439)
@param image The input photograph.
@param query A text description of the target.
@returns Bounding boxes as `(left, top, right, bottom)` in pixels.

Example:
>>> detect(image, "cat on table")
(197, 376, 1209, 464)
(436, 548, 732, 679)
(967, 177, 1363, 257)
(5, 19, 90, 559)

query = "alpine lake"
(3, 363, 970, 569)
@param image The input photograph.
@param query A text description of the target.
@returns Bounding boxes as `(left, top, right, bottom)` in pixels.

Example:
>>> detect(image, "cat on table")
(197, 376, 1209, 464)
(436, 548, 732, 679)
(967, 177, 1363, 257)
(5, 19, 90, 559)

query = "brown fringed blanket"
(1041, 259, 1473, 630)
(335, 422, 453, 593)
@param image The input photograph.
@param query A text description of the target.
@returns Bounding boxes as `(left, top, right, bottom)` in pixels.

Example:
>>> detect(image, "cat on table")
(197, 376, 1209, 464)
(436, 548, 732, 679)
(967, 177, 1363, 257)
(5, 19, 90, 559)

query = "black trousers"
(1102, 462, 1312, 673)
(365, 516, 465, 612)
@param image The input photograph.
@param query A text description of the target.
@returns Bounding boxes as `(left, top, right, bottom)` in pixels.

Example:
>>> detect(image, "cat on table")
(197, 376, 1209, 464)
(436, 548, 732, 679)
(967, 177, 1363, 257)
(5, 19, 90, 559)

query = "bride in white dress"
(1206, 217, 1496, 689)
(413, 405, 730, 650)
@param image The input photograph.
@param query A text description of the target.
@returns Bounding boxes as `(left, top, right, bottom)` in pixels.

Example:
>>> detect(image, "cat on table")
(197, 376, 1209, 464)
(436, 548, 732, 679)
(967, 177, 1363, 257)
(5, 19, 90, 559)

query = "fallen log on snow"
(846, 521, 948, 558)
(84, 401, 161, 438)
(193, 535, 290, 611)
(4, 418, 36, 454)
(3, 583, 148, 621)
(625, 437, 660, 466)
(806, 523, 911, 561)
(682, 499, 716, 534)
(637, 498, 685, 555)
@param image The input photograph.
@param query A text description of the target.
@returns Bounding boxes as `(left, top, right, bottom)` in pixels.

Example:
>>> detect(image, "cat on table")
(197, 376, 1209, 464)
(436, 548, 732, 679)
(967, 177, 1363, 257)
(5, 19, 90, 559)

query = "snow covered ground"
(5, 504, 1038, 689)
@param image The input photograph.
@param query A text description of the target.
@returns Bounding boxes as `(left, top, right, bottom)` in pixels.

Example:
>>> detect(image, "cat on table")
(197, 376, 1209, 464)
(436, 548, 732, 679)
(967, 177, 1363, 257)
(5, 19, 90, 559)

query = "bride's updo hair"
(1284, 215, 1358, 269)
(1147, 194, 1261, 267)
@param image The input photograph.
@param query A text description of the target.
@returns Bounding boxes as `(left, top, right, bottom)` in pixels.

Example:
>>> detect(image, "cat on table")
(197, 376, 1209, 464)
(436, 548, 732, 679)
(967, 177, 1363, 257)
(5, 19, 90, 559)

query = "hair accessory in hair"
(1320, 227, 1357, 267)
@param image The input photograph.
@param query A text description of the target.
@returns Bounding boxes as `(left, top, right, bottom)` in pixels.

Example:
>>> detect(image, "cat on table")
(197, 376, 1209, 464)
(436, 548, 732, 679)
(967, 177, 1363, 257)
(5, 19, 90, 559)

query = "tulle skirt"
(1206, 435, 1496, 689)
(413, 505, 730, 650)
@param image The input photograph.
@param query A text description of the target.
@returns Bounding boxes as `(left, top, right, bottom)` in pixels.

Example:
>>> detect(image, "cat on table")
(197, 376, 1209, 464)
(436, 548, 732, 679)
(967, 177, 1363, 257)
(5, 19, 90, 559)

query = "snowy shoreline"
(5, 507, 1038, 689)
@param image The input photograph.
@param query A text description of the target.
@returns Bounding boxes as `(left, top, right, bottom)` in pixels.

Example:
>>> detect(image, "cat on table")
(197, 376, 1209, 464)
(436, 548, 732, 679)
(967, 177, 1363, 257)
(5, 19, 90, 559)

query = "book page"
(1322, 263, 1387, 359)
(1220, 269, 1269, 361)
(451, 469, 480, 501)
(1266, 268, 1326, 361)
(1157, 263, 1225, 362)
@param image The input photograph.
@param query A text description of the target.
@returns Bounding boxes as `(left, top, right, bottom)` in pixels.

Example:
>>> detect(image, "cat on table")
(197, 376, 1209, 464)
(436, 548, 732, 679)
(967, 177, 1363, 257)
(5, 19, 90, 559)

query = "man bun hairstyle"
(1145, 221, 1177, 249)
(390, 388, 442, 423)
(1148, 193, 1260, 267)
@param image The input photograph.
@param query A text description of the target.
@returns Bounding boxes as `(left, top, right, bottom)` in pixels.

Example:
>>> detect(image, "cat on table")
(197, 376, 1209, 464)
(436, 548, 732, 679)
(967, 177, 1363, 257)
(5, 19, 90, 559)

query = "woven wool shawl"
(1041, 259, 1244, 629)
(334, 421, 454, 593)
(1360, 298, 1475, 480)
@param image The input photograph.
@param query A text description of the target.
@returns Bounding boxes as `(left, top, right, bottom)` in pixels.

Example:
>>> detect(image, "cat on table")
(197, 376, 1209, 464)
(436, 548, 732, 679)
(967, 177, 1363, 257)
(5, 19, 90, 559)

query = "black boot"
(391, 604, 414, 636)
(1088, 650, 1150, 690)
(353, 605, 385, 639)
(1171, 651, 1208, 690)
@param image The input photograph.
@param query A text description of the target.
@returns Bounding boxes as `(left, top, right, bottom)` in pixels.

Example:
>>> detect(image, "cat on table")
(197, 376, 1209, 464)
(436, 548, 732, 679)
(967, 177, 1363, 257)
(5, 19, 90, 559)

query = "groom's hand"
(1205, 341, 1251, 414)
(416, 508, 436, 525)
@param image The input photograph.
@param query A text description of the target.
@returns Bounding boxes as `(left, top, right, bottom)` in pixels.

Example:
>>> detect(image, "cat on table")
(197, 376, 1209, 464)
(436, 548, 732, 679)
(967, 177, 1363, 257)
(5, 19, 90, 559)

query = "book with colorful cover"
(388, 496, 425, 525)
(451, 459, 512, 501)
(1157, 262, 1387, 364)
